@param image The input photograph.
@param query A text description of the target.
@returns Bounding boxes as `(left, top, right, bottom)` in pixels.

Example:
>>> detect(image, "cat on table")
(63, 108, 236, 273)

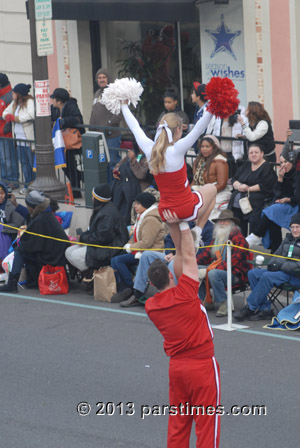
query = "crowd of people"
(1, 69, 300, 320)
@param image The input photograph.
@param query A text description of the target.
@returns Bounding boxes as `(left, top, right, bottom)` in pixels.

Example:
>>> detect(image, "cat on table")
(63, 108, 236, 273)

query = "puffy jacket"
(3, 98, 35, 144)
(268, 232, 300, 277)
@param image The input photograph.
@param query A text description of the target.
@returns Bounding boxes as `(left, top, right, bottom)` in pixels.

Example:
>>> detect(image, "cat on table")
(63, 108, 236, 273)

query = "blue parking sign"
(86, 149, 93, 159)
(99, 153, 105, 162)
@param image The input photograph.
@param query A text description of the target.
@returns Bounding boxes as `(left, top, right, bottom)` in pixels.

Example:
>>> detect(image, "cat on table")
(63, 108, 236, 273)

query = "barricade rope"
(1, 222, 300, 262)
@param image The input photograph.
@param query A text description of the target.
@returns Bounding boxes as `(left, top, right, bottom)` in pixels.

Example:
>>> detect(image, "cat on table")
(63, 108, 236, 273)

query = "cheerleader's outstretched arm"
(121, 104, 153, 158)
(175, 111, 212, 156)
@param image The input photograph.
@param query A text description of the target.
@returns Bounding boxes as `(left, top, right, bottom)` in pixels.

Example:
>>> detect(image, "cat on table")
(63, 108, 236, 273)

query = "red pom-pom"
(205, 77, 240, 119)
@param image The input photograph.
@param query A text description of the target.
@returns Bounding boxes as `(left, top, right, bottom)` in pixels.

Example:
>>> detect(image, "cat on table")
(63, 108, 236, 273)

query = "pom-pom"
(100, 78, 144, 115)
(205, 77, 240, 119)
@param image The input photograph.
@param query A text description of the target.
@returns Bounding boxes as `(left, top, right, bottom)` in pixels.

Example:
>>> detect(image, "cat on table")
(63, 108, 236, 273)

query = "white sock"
(193, 226, 202, 237)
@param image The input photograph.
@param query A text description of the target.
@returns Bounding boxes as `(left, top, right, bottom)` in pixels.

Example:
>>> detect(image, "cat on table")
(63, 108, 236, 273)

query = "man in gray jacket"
(234, 213, 300, 321)
(89, 68, 122, 181)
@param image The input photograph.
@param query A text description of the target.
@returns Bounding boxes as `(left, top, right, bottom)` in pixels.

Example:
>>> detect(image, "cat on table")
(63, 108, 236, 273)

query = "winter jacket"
(52, 98, 85, 135)
(268, 233, 300, 277)
(89, 87, 122, 139)
(128, 205, 164, 251)
(0, 84, 13, 137)
(18, 199, 69, 268)
(196, 227, 251, 282)
(3, 98, 35, 144)
(80, 201, 128, 268)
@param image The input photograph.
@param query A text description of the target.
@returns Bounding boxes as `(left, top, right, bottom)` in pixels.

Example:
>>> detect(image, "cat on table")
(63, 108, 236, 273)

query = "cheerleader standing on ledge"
(121, 102, 217, 249)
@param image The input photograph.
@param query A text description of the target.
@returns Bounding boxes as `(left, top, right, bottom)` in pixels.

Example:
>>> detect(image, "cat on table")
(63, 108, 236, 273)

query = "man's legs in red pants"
(168, 357, 221, 448)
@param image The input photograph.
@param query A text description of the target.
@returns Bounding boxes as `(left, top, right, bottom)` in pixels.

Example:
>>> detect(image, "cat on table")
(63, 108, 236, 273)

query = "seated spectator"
(206, 106, 247, 176)
(111, 141, 152, 225)
(234, 213, 300, 321)
(65, 184, 128, 274)
(0, 181, 25, 262)
(228, 143, 277, 237)
(192, 135, 231, 219)
(118, 219, 214, 307)
(0, 191, 69, 292)
(237, 101, 276, 163)
(111, 192, 165, 302)
(156, 87, 189, 130)
(246, 146, 297, 251)
(50, 88, 85, 199)
(197, 210, 251, 317)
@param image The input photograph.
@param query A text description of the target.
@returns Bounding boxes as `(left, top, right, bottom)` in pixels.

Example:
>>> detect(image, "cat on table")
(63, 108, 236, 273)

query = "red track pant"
(168, 356, 221, 448)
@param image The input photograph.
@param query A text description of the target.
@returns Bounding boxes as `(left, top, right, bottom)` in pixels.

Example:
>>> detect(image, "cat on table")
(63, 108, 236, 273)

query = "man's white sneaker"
(246, 233, 262, 247)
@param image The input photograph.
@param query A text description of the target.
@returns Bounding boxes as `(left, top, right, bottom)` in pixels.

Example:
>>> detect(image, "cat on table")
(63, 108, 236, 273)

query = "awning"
(51, 0, 198, 22)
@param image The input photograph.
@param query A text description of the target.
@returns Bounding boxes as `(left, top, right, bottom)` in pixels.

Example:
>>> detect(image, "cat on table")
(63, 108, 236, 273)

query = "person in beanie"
(111, 192, 165, 303)
(234, 212, 300, 322)
(3, 83, 35, 194)
(65, 183, 128, 274)
(89, 68, 122, 182)
(0, 190, 69, 292)
(50, 87, 84, 199)
(0, 74, 20, 189)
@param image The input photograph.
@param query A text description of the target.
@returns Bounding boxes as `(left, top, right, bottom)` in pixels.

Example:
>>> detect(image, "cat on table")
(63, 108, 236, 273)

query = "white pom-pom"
(100, 77, 144, 115)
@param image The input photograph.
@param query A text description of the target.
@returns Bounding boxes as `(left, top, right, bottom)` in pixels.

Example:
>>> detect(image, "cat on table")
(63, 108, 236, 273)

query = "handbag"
(38, 265, 69, 295)
(94, 266, 117, 302)
(239, 192, 253, 214)
(62, 128, 82, 150)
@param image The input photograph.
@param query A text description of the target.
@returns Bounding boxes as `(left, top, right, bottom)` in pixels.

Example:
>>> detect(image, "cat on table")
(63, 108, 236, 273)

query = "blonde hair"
(150, 113, 182, 175)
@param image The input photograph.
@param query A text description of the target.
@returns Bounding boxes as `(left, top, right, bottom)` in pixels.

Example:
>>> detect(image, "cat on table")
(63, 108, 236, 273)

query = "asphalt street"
(1, 282, 299, 448)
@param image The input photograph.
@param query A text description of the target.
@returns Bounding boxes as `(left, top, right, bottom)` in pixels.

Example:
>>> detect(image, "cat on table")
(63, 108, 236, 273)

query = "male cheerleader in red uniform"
(145, 211, 220, 448)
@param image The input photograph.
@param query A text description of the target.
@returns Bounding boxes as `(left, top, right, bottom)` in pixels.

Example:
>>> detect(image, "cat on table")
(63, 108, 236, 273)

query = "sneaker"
(215, 301, 227, 317)
(233, 305, 256, 321)
(248, 309, 274, 321)
(191, 228, 203, 251)
(0, 272, 8, 283)
(120, 295, 142, 308)
(19, 187, 28, 195)
(111, 287, 133, 304)
(246, 233, 262, 248)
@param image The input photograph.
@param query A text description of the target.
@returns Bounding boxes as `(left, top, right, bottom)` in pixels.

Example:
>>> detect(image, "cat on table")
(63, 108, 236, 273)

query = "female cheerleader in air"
(121, 102, 217, 248)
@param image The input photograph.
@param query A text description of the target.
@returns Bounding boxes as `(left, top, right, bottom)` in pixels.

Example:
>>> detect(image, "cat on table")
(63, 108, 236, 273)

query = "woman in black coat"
(228, 143, 277, 237)
(65, 184, 128, 272)
(50, 88, 84, 198)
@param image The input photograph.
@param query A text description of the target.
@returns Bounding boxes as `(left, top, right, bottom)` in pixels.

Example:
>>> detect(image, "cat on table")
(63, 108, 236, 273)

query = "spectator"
(192, 135, 231, 219)
(190, 82, 210, 153)
(111, 192, 165, 302)
(234, 213, 300, 321)
(50, 88, 84, 199)
(89, 68, 122, 182)
(246, 145, 297, 251)
(228, 143, 277, 237)
(156, 87, 189, 130)
(3, 83, 35, 195)
(0, 73, 19, 190)
(118, 219, 214, 307)
(197, 210, 251, 317)
(65, 184, 128, 274)
(0, 181, 25, 262)
(237, 101, 276, 162)
(0, 191, 69, 292)
(111, 141, 152, 225)
(206, 106, 247, 176)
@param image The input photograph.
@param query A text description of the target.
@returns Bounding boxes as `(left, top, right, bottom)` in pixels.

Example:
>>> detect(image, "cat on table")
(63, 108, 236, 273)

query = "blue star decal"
(205, 14, 241, 60)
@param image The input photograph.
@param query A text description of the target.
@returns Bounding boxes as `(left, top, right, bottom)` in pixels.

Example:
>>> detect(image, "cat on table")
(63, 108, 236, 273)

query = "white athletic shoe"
(246, 233, 262, 248)
(191, 228, 203, 251)
(0, 272, 8, 283)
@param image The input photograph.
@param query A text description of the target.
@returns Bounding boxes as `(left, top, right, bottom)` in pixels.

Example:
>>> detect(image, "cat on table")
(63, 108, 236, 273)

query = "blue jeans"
(133, 251, 176, 293)
(0, 138, 19, 184)
(17, 145, 35, 186)
(106, 136, 121, 183)
(198, 266, 234, 303)
(247, 268, 300, 311)
(111, 252, 139, 288)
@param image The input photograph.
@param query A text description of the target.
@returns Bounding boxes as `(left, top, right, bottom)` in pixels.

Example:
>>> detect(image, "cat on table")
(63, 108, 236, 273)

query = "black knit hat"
(13, 83, 31, 96)
(135, 192, 156, 209)
(50, 88, 70, 103)
(290, 213, 300, 226)
(92, 184, 111, 203)
(0, 73, 9, 87)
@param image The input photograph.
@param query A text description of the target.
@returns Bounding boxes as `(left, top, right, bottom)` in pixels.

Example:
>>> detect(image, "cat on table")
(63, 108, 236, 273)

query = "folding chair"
(267, 283, 299, 313)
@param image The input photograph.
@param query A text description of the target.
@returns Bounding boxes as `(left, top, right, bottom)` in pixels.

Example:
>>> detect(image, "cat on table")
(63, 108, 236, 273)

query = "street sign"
(35, 0, 52, 21)
(36, 19, 54, 56)
(35, 80, 51, 116)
